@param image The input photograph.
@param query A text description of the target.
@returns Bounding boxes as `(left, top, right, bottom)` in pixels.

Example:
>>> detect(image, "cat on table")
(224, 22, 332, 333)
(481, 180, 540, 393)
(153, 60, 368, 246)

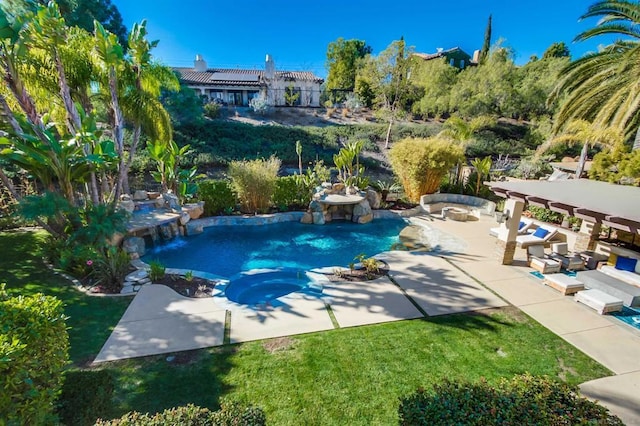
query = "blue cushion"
(518, 221, 526, 230)
(532, 228, 549, 239)
(615, 256, 638, 272)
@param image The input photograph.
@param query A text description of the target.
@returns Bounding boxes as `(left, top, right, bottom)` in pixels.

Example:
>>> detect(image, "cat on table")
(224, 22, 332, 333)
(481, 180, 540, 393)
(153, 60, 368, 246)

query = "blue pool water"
(611, 306, 640, 330)
(142, 218, 408, 279)
(225, 269, 321, 305)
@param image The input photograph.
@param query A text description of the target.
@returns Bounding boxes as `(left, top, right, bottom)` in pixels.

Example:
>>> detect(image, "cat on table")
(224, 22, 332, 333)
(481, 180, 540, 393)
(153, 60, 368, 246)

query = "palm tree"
(537, 119, 624, 178)
(551, 1, 640, 148)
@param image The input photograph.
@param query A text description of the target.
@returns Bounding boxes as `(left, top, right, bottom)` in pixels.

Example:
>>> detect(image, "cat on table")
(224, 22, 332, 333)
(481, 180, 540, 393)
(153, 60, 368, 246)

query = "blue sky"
(114, 1, 612, 77)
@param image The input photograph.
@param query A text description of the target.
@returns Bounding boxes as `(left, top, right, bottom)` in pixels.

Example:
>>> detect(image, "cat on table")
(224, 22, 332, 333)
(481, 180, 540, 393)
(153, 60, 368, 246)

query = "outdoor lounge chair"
(516, 224, 559, 248)
(527, 244, 561, 274)
(549, 242, 585, 271)
(489, 217, 536, 238)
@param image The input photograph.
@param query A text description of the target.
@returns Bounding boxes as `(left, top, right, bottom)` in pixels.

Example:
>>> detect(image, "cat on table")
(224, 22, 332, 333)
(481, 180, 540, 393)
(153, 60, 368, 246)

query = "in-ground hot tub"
(224, 269, 323, 305)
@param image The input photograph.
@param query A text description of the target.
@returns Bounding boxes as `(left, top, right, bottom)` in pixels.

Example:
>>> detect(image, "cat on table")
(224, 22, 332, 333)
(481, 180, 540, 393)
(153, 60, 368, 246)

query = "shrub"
(198, 180, 237, 216)
(92, 247, 131, 293)
(0, 285, 69, 425)
(95, 402, 266, 425)
(228, 156, 281, 213)
(148, 260, 166, 282)
(272, 176, 310, 211)
(398, 374, 622, 426)
(525, 205, 563, 224)
(249, 95, 270, 115)
(57, 370, 115, 426)
(204, 102, 221, 118)
(389, 137, 464, 202)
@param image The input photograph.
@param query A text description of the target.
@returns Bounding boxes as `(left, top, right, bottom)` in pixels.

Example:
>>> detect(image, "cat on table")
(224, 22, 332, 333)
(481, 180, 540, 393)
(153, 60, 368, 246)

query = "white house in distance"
(174, 55, 324, 107)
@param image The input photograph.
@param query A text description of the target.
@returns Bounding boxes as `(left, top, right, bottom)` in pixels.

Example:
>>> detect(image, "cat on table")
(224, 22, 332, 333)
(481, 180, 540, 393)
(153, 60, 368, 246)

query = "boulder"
(183, 202, 204, 219)
(186, 222, 204, 235)
(352, 199, 372, 217)
(365, 189, 382, 210)
(332, 183, 345, 193)
(147, 191, 161, 200)
(312, 212, 325, 225)
(309, 200, 323, 212)
(300, 212, 313, 224)
(345, 185, 358, 195)
(179, 212, 191, 225)
(357, 213, 373, 224)
(162, 192, 181, 212)
(117, 200, 135, 214)
(133, 190, 148, 201)
(123, 237, 146, 257)
(125, 269, 149, 282)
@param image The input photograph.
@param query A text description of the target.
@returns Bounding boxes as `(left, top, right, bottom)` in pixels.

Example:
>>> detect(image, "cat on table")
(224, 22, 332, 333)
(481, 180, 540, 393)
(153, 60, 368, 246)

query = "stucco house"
(413, 47, 477, 70)
(174, 55, 324, 107)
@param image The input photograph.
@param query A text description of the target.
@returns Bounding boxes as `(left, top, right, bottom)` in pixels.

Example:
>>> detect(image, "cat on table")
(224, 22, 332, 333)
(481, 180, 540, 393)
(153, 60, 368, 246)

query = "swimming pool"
(142, 218, 407, 278)
(224, 269, 323, 305)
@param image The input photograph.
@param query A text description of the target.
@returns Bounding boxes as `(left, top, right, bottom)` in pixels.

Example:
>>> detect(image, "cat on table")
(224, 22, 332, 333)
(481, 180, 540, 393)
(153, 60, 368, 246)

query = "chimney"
(472, 50, 481, 63)
(194, 54, 207, 72)
(265, 54, 275, 79)
(436, 47, 444, 53)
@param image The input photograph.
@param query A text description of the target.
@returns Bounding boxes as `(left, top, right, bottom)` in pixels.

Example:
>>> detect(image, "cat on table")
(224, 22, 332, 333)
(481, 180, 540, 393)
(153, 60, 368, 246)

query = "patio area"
(95, 213, 640, 424)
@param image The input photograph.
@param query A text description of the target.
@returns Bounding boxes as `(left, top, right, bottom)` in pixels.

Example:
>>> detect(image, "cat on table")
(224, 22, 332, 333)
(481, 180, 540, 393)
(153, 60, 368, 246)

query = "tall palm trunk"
(122, 125, 141, 196)
(384, 118, 393, 149)
(108, 66, 126, 201)
(633, 125, 640, 151)
(576, 142, 589, 179)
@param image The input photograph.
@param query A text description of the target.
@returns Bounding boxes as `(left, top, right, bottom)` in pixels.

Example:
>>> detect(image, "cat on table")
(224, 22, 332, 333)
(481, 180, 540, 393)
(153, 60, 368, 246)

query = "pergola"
(487, 179, 640, 264)
(489, 179, 640, 234)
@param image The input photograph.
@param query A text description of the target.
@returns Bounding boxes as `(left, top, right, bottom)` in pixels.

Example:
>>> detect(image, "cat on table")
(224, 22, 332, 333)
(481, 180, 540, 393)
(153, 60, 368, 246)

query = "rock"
(117, 200, 135, 213)
(323, 211, 333, 223)
(120, 286, 135, 295)
(162, 192, 181, 212)
(133, 190, 148, 201)
(147, 191, 160, 200)
(183, 202, 204, 219)
(312, 212, 325, 225)
(179, 212, 191, 225)
(186, 223, 204, 235)
(357, 213, 373, 224)
(300, 212, 313, 224)
(123, 237, 146, 257)
(366, 189, 382, 209)
(125, 269, 148, 282)
(120, 194, 132, 201)
(108, 232, 124, 247)
(332, 183, 345, 193)
(154, 197, 165, 208)
(345, 185, 358, 195)
(352, 200, 372, 217)
(309, 200, 323, 212)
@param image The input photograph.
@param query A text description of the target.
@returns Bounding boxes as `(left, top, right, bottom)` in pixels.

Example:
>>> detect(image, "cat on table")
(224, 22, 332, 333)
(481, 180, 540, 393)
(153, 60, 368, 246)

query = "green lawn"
(0, 230, 612, 425)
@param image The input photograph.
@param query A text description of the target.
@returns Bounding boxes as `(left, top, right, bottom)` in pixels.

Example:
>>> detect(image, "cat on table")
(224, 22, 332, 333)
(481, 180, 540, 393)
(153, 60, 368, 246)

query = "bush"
(228, 157, 281, 213)
(0, 285, 69, 425)
(525, 205, 563, 224)
(204, 102, 221, 119)
(389, 137, 464, 202)
(57, 370, 115, 426)
(272, 176, 311, 211)
(92, 247, 131, 293)
(198, 180, 237, 216)
(95, 402, 266, 425)
(398, 374, 622, 426)
(249, 95, 270, 115)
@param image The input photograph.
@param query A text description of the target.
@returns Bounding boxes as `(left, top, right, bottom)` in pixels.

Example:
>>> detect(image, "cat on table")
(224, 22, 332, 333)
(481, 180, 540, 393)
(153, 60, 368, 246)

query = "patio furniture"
(574, 289, 623, 314)
(527, 245, 561, 274)
(543, 273, 584, 295)
(549, 243, 585, 271)
(516, 224, 560, 248)
(578, 251, 608, 270)
(576, 269, 640, 307)
(489, 217, 536, 238)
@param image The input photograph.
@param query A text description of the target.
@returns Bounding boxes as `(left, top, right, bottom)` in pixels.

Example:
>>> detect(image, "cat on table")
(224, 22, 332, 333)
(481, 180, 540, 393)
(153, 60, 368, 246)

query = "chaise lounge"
(489, 217, 536, 238)
(516, 224, 560, 249)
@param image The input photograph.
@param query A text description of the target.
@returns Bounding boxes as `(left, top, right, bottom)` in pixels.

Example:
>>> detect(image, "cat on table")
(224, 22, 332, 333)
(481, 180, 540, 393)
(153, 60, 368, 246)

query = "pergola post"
(494, 199, 524, 265)
(574, 220, 601, 252)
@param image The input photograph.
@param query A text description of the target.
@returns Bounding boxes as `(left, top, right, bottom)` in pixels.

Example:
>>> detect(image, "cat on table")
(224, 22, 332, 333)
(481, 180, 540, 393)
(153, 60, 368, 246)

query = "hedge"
(198, 179, 237, 216)
(57, 370, 115, 426)
(95, 402, 266, 425)
(398, 374, 622, 426)
(0, 285, 69, 425)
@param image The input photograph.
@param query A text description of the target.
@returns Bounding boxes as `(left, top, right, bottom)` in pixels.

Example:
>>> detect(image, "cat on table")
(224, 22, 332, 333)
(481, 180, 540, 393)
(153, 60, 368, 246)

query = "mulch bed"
(154, 275, 217, 298)
(326, 261, 390, 282)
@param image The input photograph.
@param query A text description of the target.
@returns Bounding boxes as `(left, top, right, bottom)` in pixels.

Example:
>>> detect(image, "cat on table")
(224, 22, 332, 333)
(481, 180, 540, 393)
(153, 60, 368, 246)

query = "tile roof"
(174, 67, 323, 86)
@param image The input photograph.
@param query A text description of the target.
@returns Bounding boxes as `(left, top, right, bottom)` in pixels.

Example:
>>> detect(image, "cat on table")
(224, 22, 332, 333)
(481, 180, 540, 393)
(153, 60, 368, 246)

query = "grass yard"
(0, 230, 612, 424)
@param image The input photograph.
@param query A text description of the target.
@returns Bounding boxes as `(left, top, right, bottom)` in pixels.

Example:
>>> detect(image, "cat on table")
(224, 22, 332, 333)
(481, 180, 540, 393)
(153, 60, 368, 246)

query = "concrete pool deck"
(95, 213, 640, 424)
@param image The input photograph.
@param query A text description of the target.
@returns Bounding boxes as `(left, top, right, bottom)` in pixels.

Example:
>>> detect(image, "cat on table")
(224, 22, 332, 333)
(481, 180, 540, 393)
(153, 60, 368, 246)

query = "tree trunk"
(121, 125, 142, 196)
(633, 126, 640, 151)
(384, 118, 393, 149)
(576, 142, 589, 179)
(54, 54, 81, 134)
(108, 66, 125, 200)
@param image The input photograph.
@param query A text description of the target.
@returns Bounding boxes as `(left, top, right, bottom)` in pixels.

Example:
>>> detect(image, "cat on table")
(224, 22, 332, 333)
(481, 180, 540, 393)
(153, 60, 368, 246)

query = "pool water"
(142, 218, 408, 278)
(224, 269, 321, 305)
(611, 306, 640, 330)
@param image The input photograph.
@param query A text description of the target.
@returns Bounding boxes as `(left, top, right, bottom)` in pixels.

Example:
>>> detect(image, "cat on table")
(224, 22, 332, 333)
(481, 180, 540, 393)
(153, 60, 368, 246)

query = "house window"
(450, 58, 455, 66)
(460, 60, 465, 69)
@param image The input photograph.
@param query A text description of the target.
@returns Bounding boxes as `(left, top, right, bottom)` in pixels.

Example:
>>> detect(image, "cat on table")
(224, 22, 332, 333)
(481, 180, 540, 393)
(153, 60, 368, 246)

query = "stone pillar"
(573, 220, 601, 252)
(494, 199, 524, 265)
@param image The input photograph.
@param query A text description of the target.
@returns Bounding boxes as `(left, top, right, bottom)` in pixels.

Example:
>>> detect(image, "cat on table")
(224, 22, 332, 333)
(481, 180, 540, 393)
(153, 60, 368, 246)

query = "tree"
(537, 119, 624, 178)
(410, 57, 457, 118)
(470, 156, 492, 195)
(325, 38, 371, 102)
(3, 0, 128, 47)
(479, 14, 492, 64)
(550, 1, 640, 149)
(542, 41, 570, 59)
